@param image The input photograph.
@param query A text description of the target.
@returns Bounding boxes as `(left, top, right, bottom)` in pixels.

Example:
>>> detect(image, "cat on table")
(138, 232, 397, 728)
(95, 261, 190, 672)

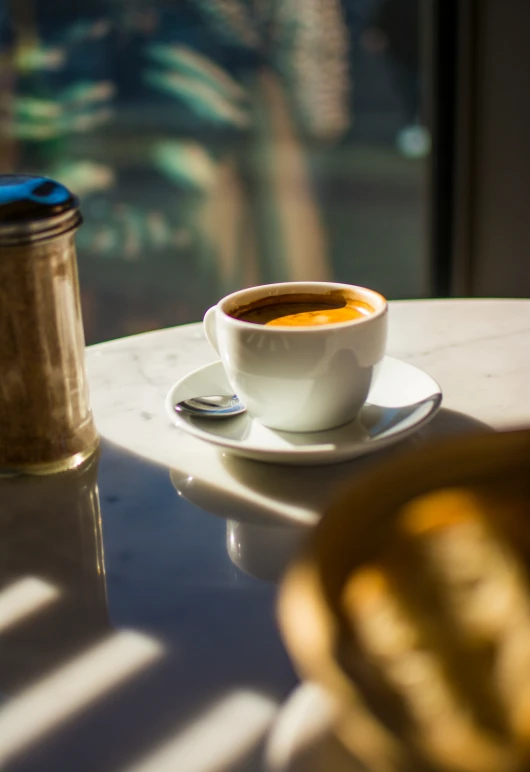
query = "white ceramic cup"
(203, 282, 388, 433)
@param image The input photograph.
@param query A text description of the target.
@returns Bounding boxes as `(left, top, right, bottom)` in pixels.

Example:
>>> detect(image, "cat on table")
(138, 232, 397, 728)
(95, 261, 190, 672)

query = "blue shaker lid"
(0, 174, 81, 245)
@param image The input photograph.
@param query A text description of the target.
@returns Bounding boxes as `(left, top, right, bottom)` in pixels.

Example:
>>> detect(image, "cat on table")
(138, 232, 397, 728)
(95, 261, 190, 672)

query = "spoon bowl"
(175, 394, 246, 419)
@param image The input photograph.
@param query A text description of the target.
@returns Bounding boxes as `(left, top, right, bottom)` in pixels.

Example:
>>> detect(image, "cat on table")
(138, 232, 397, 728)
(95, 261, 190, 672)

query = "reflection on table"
(0, 453, 108, 692)
(0, 456, 163, 769)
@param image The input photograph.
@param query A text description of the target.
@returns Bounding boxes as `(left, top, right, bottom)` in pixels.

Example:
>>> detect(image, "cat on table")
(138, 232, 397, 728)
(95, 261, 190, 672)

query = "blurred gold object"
(279, 429, 530, 772)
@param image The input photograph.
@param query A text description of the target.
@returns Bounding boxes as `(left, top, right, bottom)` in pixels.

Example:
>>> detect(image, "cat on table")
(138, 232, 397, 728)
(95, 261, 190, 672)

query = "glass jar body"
(0, 229, 99, 473)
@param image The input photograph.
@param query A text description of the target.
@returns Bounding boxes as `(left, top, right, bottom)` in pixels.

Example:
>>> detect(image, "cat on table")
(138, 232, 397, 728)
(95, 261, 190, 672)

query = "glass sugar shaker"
(0, 174, 99, 474)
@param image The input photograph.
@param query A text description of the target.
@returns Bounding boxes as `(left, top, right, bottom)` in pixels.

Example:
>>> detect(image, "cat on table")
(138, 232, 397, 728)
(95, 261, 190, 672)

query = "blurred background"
(0, 0, 436, 343)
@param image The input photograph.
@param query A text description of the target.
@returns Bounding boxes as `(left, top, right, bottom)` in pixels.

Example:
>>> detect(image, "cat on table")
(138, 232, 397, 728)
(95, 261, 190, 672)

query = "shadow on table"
(223, 408, 491, 510)
(413, 407, 493, 439)
(0, 440, 291, 772)
(0, 452, 109, 693)
(170, 408, 492, 583)
(172, 409, 492, 517)
(0, 410, 493, 771)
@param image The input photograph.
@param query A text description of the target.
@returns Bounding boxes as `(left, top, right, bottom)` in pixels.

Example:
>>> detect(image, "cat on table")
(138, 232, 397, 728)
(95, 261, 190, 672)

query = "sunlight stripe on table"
(0, 577, 60, 634)
(0, 630, 164, 765)
(122, 690, 277, 772)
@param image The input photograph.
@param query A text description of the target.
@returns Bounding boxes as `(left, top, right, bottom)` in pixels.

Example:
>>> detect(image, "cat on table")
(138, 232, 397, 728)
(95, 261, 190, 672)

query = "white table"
(0, 301, 528, 772)
(88, 299, 530, 527)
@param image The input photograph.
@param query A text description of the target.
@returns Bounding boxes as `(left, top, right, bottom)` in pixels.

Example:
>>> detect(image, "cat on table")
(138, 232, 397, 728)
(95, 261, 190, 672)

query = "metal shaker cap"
(0, 174, 82, 246)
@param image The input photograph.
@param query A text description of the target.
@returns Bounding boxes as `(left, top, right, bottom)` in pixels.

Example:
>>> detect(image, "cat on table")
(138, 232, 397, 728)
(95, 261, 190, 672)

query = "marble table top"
(0, 299, 528, 772)
(88, 299, 530, 526)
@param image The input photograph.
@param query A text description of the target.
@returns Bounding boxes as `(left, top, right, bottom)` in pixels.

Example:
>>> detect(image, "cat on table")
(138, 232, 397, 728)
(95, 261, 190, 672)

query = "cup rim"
(213, 282, 388, 332)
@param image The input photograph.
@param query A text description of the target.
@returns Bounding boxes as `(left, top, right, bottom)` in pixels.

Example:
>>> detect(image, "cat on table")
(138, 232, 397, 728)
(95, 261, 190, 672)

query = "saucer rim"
(164, 358, 443, 464)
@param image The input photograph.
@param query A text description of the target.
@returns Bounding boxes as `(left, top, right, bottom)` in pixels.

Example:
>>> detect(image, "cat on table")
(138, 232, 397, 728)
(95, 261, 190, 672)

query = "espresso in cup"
(230, 292, 374, 327)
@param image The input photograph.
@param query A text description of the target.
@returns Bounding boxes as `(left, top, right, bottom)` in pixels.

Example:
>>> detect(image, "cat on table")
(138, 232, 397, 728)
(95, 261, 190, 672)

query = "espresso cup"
(203, 282, 388, 433)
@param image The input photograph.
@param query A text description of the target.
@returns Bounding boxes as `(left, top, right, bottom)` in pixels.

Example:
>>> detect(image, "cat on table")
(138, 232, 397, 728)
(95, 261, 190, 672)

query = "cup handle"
(203, 305, 219, 355)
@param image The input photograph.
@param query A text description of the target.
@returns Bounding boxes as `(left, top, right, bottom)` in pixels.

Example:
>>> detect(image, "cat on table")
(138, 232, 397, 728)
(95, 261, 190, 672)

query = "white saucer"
(165, 358, 442, 466)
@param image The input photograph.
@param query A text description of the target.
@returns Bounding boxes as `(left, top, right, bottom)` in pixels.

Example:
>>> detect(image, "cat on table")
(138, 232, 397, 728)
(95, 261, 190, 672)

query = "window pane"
(0, 0, 429, 343)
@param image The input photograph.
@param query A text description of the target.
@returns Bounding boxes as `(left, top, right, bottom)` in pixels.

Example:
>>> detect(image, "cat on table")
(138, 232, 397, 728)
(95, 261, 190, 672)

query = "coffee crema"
(230, 292, 374, 327)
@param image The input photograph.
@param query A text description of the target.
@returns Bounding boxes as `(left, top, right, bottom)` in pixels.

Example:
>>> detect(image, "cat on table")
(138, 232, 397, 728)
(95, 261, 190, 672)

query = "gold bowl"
(278, 429, 530, 772)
